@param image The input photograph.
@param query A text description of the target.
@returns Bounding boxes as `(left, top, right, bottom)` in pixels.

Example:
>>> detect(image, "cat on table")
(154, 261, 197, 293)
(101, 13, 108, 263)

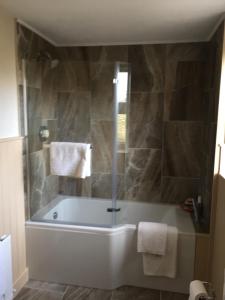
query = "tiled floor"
(14, 280, 188, 300)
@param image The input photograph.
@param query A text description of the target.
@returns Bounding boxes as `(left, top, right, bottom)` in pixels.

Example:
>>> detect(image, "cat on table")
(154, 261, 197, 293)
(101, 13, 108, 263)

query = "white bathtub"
(26, 195, 196, 294)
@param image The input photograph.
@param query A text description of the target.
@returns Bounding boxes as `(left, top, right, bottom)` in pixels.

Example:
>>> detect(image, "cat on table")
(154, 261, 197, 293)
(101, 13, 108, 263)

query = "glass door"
(112, 62, 131, 226)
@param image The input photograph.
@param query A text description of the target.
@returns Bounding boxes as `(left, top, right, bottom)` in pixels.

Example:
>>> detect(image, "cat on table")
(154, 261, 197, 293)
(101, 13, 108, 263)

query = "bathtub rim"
(26, 220, 136, 236)
(25, 220, 196, 237)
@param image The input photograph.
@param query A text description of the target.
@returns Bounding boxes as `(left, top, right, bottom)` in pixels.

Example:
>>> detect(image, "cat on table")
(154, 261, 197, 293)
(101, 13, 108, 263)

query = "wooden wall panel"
(0, 137, 28, 294)
(194, 234, 211, 281)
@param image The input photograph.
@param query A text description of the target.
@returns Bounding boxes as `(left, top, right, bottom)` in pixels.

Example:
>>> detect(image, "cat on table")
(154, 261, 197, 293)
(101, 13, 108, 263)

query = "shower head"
(36, 50, 51, 62)
(50, 59, 59, 69)
(35, 51, 59, 69)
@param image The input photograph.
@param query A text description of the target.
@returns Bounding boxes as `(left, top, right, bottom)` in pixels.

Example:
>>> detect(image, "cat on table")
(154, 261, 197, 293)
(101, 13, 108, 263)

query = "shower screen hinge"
(107, 207, 121, 212)
(113, 78, 119, 84)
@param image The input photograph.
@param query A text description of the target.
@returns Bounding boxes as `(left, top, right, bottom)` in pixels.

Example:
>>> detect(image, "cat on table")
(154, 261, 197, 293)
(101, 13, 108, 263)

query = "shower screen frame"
(21, 58, 131, 228)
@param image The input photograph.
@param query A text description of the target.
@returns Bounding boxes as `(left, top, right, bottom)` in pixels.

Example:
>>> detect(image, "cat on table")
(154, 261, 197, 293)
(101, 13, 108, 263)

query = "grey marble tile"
(91, 95, 113, 121)
(164, 87, 206, 121)
(117, 152, 126, 174)
(46, 119, 58, 143)
(99, 46, 128, 62)
(30, 150, 58, 216)
(23, 153, 29, 220)
(125, 149, 161, 202)
(91, 121, 113, 173)
(27, 118, 43, 153)
(90, 63, 114, 112)
(163, 122, 203, 177)
(130, 92, 164, 123)
(57, 129, 91, 144)
(59, 177, 91, 197)
(207, 89, 220, 123)
(161, 177, 200, 204)
(18, 86, 25, 136)
(42, 175, 59, 206)
(57, 92, 91, 142)
(26, 61, 42, 89)
(164, 43, 208, 96)
(200, 123, 217, 226)
(25, 280, 67, 294)
(129, 121, 162, 149)
(54, 62, 91, 92)
(58, 177, 77, 196)
(17, 24, 56, 62)
(14, 287, 63, 300)
(174, 61, 205, 89)
(55, 47, 94, 62)
(112, 286, 160, 300)
(91, 118, 126, 174)
(161, 291, 188, 300)
(27, 87, 42, 119)
(164, 61, 205, 94)
(41, 67, 58, 120)
(92, 173, 124, 199)
(30, 150, 47, 215)
(128, 45, 166, 92)
(165, 43, 208, 63)
(55, 46, 128, 63)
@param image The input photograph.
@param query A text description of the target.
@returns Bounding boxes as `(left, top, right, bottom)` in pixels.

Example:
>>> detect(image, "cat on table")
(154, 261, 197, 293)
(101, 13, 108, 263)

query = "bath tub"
(26, 195, 195, 293)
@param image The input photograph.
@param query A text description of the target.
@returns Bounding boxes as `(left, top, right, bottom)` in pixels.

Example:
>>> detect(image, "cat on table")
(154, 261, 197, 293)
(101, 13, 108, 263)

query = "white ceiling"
(0, 0, 225, 46)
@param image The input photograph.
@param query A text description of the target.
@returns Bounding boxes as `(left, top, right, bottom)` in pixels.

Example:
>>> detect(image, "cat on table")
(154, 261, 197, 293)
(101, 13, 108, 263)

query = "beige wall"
(0, 7, 19, 138)
(0, 7, 28, 295)
(211, 21, 225, 300)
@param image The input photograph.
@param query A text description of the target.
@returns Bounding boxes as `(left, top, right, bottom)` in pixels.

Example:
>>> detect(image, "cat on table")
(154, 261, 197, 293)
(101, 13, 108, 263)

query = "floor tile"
(111, 286, 160, 300)
(14, 287, 63, 300)
(161, 291, 188, 300)
(62, 286, 93, 300)
(25, 280, 67, 294)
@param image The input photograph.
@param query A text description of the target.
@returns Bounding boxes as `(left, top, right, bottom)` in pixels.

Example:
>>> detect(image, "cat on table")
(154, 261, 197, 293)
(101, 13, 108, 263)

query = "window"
(117, 71, 129, 152)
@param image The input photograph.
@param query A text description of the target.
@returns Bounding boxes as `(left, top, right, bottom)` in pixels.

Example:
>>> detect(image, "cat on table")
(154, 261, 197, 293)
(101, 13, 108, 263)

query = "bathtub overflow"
(53, 211, 58, 220)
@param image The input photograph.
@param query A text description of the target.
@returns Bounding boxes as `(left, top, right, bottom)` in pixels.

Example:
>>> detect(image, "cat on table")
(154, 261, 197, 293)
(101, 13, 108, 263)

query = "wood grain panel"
(194, 234, 211, 281)
(0, 137, 28, 294)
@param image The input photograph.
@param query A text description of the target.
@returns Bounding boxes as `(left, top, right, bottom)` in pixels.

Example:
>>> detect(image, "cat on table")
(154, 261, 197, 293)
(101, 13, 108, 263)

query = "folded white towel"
(142, 226, 178, 278)
(50, 142, 91, 179)
(138, 222, 168, 256)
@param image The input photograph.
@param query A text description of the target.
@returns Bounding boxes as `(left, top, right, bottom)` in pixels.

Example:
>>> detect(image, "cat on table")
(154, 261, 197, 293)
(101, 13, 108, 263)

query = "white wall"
(0, 7, 19, 138)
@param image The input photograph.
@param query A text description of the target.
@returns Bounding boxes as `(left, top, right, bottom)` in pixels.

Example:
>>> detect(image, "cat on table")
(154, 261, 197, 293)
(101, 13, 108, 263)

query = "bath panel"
(26, 196, 195, 294)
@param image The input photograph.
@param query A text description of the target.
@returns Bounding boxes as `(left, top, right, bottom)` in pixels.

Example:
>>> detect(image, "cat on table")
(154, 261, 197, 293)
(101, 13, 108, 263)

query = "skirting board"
(13, 268, 29, 297)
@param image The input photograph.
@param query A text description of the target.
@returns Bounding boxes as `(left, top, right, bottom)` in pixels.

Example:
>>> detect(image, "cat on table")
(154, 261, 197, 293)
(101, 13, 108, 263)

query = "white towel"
(142, 226, 178, 278)
(50, 142, 91, 179)
(138, 222, 168, 256)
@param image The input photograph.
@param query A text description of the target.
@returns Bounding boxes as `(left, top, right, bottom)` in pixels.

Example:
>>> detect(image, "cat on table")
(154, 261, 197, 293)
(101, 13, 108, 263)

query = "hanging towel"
(142, 226, 178, 278)
(50, 142, 91, 179)
(138, 222, 168, 256)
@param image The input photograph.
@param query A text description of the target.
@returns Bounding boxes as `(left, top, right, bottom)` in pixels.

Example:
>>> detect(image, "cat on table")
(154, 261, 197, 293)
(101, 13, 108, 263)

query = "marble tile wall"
(127, 43, 208, 208)
(17, 24, 59, 218)
(17, 23, 221, 231)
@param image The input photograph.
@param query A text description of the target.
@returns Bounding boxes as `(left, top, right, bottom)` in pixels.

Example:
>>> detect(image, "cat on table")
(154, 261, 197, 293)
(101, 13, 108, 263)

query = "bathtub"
(26, 195, 196, 294)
